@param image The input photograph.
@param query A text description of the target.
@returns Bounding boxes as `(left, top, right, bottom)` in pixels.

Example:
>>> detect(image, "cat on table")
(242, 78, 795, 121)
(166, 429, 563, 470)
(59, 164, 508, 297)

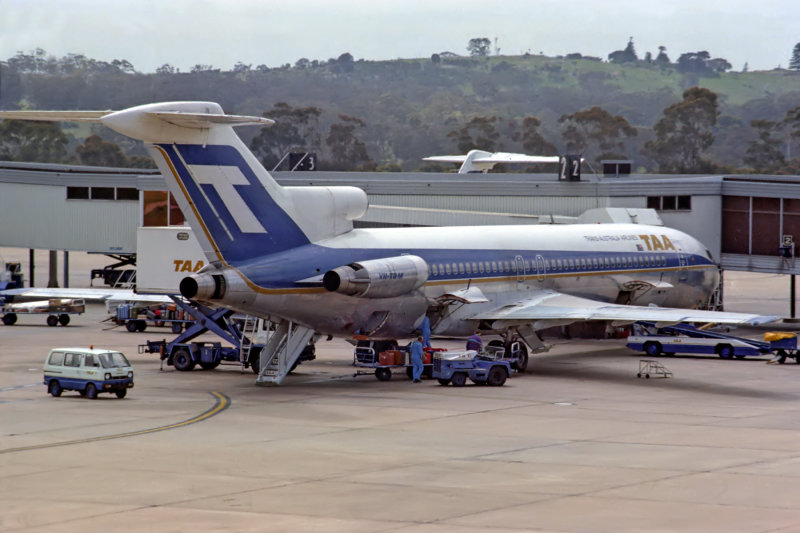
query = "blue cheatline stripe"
(237, 242, 714, 291)
(157, 143, 309, 264)
(0, 392, 230, 455)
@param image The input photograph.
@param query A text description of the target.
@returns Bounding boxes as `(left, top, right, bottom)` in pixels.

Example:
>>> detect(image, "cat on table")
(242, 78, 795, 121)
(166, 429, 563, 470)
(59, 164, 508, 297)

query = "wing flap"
(472, 290, 778, 326)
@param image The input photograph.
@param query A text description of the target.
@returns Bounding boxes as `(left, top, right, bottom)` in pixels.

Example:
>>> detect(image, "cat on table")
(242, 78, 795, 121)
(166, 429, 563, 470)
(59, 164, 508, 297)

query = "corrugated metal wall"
(0, 182, 138, 253)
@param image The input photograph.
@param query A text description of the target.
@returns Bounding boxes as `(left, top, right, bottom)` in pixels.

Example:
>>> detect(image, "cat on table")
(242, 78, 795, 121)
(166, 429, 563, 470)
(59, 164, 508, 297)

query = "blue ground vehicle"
(432, 351, 512, 386)
(765, 332, 800, 364)
(626, 322, 771, 359)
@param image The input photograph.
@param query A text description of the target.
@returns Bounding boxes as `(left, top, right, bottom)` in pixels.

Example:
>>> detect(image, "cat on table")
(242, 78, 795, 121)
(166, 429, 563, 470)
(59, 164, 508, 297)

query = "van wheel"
(58, 314, 70, 326)
(115, 389, 127, 399)
(172, 348, 195, 371)
(487, 366, 508, 386)
(85, 383, 97, 399)
(48, 380, 62, 397)
(46, 315, 58, 327)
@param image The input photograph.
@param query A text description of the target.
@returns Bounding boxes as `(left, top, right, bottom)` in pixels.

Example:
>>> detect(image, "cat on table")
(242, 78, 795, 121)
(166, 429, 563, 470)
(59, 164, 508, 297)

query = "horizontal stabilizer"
(0, 110, 111, 122)
(148, 111, 274, 129)
(0, 109, 274, 130)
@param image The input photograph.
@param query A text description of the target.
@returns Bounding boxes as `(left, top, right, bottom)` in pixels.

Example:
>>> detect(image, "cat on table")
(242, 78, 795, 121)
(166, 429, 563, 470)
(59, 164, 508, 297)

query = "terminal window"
(90, 187, 115, 200)
(647, 195, 692, 211)
(66, 186, 89, 199)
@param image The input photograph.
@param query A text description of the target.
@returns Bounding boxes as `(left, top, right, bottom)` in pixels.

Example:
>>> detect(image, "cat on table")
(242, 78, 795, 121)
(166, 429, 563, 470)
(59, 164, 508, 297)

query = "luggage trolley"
(352, 340, 442, 381)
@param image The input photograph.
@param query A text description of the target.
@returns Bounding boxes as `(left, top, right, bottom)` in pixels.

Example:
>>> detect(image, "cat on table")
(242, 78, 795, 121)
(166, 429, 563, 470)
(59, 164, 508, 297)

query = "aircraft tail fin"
(0, 102, 367, 266)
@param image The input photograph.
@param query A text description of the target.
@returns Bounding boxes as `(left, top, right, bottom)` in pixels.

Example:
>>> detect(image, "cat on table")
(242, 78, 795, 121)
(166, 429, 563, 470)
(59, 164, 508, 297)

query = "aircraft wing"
(471, 289, 779, 327)
(0, 287, 174, 304)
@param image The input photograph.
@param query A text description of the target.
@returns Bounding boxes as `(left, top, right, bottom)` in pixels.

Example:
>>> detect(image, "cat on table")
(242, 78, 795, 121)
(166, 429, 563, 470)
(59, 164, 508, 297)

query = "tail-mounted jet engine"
(180, 273, 226, 300)
(323, 255, 428, 298)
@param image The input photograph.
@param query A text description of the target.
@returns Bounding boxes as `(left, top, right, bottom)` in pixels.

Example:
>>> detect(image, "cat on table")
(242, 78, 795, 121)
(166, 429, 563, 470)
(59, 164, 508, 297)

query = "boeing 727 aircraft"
(0, 102, 776, 383)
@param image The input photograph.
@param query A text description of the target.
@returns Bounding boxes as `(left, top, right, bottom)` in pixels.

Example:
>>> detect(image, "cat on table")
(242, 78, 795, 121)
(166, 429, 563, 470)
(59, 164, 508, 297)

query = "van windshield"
(99, 352, 130, 368)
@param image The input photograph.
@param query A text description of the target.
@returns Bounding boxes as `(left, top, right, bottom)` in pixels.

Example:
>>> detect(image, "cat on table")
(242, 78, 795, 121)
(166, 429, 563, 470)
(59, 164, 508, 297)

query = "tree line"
(1, 46, 799, 174)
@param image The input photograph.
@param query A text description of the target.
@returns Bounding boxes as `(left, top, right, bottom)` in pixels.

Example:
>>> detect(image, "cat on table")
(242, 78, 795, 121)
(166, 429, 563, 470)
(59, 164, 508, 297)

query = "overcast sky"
(1, 0, 797, 73)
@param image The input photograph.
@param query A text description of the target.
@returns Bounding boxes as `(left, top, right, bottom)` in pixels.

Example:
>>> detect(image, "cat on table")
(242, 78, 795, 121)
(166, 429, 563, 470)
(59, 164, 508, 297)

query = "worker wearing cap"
(410, 335, 424, 383)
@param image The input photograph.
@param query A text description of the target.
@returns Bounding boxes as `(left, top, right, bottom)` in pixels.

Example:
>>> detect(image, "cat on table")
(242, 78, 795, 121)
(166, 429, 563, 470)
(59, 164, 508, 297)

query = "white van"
(44, 347, 134, 399)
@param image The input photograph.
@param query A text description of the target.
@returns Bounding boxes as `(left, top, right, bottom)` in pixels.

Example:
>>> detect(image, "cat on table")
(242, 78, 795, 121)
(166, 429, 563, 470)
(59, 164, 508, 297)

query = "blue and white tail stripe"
(155, 143, 310, 264)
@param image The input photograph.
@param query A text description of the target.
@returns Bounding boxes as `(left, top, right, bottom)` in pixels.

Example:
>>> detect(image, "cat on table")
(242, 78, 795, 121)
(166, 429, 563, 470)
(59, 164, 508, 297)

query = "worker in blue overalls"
(410, 334, 424, 383)
(420, 315, 432, 349)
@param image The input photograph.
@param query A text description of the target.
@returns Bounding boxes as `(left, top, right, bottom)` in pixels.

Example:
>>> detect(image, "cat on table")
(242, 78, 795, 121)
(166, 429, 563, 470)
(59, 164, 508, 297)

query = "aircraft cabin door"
(535, 254, 546, 282)
(678, 253, 688, 282)
(514, 255, 526, 284)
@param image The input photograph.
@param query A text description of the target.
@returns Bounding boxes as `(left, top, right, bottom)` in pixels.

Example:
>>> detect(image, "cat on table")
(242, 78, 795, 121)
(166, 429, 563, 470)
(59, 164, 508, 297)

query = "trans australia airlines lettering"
(173, 260, 205, 273)
(583, 233, 676, 251)
(639, 234, 675, 251)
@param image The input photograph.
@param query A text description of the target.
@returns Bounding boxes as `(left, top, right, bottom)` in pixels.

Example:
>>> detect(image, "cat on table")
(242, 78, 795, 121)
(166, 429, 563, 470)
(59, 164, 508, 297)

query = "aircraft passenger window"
(604, 257, 610, 268)
(524, 260, 531, 271)
(431, 264, 438, 276)
(452, 263, 458, 274)
(661, 255, 667, 266)
(472, 262, 478, 273)
(479, 262, 485, 273)
(491, 261, 498, 273)
(579, 258, 586, 269)
(627, 257, 632, 267)
(632, 257, 638, 267)
(556, 259, 563, 270)
(458, 262, 465, 274)
(503, 261, 511, 272)
(568, 259, 575, 270)
(445, 264, 452, 275)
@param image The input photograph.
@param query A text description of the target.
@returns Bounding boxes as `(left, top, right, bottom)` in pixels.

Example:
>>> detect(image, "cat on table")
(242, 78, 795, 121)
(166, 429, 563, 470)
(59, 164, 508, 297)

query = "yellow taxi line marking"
(0, 391, 230, 455)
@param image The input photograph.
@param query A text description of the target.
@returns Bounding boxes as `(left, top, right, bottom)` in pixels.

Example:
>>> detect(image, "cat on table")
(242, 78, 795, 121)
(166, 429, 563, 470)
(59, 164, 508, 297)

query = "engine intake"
(180, 273, 226, 300)
(323, 255, 428, 298)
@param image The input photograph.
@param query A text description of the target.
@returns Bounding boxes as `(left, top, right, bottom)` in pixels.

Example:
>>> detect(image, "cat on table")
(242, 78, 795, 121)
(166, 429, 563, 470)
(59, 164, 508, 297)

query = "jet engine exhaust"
(180, 274, 226, 300)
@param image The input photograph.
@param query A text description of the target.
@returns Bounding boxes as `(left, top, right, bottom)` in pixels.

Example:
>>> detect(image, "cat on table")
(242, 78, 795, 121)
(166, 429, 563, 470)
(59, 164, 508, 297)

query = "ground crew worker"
(410, 335, 424, 383)
(420, 315, 432, 348)
(466, 330, 482, 352)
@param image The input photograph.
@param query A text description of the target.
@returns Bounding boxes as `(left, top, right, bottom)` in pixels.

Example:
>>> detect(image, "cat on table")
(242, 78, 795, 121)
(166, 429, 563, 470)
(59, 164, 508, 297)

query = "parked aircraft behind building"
(0, 102, 777, 384)
(424, 149, 560, 174)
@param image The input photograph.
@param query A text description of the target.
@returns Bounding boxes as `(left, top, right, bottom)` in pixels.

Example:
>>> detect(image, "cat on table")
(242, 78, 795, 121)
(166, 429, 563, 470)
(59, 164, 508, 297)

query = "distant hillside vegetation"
(1, 50, 799, 172)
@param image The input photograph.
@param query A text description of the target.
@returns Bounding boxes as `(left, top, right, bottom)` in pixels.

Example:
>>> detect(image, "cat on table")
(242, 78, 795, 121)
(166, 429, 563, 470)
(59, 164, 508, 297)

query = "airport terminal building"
(1, 160, 799, 291)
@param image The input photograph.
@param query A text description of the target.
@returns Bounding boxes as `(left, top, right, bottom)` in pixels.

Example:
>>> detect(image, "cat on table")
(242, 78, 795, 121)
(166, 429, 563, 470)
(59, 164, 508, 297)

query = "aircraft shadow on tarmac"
(530, 349, 799, 401)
